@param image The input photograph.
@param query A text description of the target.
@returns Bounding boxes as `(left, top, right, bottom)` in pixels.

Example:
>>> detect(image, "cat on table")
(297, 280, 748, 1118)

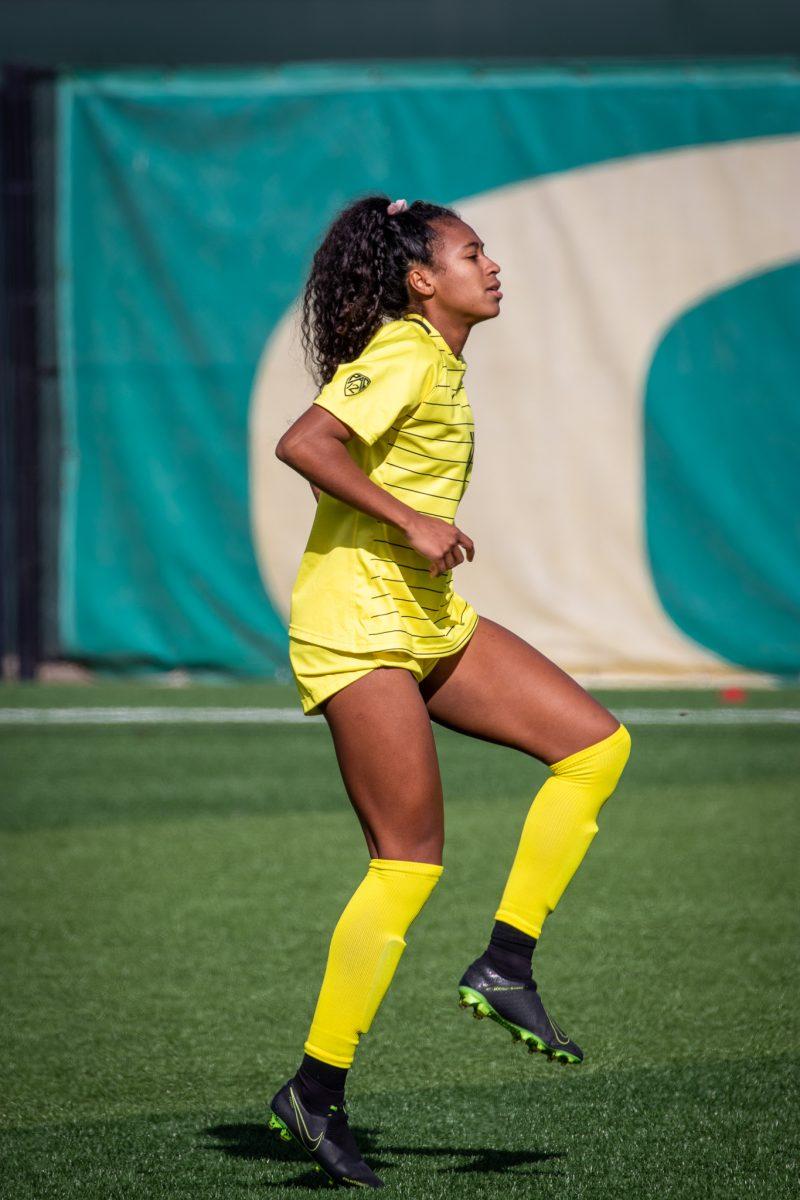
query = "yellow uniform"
(288, 313, 479, 714)
(282, 320, 633, 1082)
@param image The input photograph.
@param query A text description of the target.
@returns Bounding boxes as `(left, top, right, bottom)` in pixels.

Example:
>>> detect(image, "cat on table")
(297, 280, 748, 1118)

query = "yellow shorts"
(289, 636, 462, 717)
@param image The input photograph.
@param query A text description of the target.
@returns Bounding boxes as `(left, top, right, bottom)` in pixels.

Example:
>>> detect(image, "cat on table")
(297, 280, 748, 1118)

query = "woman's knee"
(373, 833, 444, 866)
(549, 721, 632, 796)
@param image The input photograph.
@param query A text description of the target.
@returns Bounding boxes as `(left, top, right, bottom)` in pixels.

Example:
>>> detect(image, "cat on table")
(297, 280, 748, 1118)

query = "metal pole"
(1, 65, 51, 680)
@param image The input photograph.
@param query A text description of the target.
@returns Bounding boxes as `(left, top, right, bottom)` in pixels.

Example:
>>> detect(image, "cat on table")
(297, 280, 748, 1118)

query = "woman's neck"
(406, 306, 470, 359)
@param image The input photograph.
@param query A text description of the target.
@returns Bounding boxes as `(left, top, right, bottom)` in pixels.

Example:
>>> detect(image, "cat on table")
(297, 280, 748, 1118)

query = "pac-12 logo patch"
(344, 372, 371, 396)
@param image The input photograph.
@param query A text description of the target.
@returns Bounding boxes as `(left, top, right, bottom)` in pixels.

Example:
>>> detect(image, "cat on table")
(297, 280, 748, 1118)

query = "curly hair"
(300, 194, 460, 388)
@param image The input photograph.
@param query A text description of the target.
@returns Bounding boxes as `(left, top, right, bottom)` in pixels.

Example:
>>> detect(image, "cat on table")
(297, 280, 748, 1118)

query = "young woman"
(268, 195, 632, 1188)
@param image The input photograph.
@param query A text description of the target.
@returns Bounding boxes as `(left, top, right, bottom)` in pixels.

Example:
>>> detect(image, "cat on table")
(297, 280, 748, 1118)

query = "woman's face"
(410, 218, 502, 324)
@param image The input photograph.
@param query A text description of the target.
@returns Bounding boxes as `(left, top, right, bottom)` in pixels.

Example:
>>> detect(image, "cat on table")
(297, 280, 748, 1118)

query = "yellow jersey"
(288, 313, 479, 656)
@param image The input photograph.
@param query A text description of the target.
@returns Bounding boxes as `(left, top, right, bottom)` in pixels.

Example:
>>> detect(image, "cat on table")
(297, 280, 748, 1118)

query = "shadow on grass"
(205, 1122, 390, 1188)
(382, 1143, 564, 1176)
(205, 1122, 563, 1182)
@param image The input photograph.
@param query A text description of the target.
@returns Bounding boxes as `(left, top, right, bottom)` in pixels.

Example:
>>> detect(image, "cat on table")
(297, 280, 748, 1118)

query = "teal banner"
(56, 63, 800, 676)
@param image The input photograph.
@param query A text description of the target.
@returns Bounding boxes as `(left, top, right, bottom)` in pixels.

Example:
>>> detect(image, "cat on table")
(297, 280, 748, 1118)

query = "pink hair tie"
(387, 198, 409, 215)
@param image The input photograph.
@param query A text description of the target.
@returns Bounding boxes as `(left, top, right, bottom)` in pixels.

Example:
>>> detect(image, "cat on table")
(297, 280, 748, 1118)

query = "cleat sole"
(269, 1113, 294, 1143)
(458, 985, 582, 1065)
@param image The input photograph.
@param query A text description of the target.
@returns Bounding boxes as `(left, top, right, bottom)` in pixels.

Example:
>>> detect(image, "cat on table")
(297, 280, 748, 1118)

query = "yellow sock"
(304, 858, 443, 1068)
(494, 723, 632, 939)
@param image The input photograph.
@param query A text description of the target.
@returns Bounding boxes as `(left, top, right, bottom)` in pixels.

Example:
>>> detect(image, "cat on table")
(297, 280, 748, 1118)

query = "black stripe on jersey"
(452, 594, 468, 627)
(368, 594, 449, 616)
(384, 462, 468, 485)
(386, 444, 470, 466)
(367, 601, 442, 618)
(370, 555, 443, 574)
(368, 610, 448, 624)
(373, 537, 452, 564)
(371, 593, 448, 614)
(406, 414, 474, 428)
(398, 612, 451, 625)
(387, 505, 456, 519)
(367, 628, 459, 638)
(401, 314, 466, 361)
(369, 575, 446, 597)
(387, 436, 470, 463)
(383, 480, 459, 505)
(390, 425, 473, 445)
(365, 615, 477, 652)
(402, 315, 433, 334)
(371, 539, 415, 552)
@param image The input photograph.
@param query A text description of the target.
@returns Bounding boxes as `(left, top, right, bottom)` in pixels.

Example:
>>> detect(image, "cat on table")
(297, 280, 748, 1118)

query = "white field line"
(0, 706, 318, 725)
(0, 707, 799, 726)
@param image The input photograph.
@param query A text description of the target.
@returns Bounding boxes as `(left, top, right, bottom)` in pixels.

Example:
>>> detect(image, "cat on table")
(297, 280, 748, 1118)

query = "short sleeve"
(313, 327, 438, 446)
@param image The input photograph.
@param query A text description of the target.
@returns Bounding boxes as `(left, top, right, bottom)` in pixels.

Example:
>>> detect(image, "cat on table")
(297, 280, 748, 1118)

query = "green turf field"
(2, 683, 799, 1198)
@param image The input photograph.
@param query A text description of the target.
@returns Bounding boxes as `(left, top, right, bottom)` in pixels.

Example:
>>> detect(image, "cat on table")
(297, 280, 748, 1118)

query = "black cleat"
(458, 956, 583, 1064)
(268, 1078, 384, 1188)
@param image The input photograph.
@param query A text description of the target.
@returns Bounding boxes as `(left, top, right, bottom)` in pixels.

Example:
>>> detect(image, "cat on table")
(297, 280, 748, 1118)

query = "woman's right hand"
(404, 513, 476, 577)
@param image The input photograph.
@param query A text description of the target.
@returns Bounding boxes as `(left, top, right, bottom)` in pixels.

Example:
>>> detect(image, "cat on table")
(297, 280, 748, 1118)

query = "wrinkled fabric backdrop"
(56, 63, 800, 679)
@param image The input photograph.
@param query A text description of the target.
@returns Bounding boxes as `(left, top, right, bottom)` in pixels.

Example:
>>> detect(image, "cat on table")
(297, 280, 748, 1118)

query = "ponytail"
(300, 194, 459, 387)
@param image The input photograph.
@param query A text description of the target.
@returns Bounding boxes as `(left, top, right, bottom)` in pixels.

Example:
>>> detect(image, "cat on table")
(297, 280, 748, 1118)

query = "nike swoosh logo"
(289, 1086, 324, 1152)
(550, 1019, 571, 1046)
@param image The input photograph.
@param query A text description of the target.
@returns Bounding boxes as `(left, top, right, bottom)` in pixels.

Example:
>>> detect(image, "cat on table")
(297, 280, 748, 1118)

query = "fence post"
(0, 65, 52, 680)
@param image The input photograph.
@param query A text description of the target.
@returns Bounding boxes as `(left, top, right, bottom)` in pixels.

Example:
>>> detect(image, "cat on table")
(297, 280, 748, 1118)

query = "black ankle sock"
(484, 919, 537, 981)
(295, 1054, 348, 1115)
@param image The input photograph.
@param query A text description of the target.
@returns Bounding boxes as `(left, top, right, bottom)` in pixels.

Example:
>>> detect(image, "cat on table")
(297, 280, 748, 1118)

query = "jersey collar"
(401, 313, 467, 369)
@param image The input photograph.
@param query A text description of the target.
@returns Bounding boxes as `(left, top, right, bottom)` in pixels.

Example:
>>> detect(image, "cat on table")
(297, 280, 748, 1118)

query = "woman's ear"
(407, 263, 436, 300)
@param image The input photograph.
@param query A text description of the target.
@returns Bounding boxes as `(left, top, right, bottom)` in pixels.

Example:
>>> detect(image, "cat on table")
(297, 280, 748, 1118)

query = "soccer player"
(268, 196, 632, 1187)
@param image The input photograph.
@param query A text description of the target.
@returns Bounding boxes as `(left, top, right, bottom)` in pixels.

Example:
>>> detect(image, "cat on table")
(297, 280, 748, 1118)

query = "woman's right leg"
(302, 666, 445, 1072)
(269, 666, 444, 1186)
(322, 663, 445, 864)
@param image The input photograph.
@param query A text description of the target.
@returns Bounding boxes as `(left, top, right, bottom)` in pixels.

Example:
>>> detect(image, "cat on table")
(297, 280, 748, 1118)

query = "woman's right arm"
(276, 406, 474, 577)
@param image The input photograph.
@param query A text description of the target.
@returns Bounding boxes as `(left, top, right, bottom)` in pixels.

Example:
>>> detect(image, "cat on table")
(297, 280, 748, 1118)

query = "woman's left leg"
(420, 614, 622, 763)
(419, 614, 632, 1061)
